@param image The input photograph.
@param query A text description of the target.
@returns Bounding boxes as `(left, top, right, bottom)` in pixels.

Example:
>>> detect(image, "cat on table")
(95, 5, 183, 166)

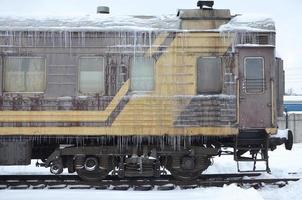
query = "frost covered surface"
(284, 95, 302, 102)
(235, 44, 275, 48)
(261, 180, 302, 200)
(0, 14, 180, 32)
(0, 185, 263, 200)
(1, 144, 302, 200)
(174, 94, 236, 99)
(219, 14, 275, 32)
(0, 13, 276, 33)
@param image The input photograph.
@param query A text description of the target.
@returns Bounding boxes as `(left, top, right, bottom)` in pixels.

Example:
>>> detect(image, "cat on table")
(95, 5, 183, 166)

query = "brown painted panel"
(238, 47, 275, 129)
(0, 56, 2, 94)
(276, 58, 284, 117)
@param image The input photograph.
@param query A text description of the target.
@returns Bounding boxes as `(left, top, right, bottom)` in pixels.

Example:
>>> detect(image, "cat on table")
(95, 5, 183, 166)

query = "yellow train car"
(0, 1, 292, 181)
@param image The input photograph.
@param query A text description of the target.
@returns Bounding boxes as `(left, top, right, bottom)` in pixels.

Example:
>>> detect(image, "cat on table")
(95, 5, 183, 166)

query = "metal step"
(234, 134, 270, 173)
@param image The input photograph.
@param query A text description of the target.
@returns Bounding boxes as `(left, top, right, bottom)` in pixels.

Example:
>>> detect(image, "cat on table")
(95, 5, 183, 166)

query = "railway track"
(0, 173, 299, 190)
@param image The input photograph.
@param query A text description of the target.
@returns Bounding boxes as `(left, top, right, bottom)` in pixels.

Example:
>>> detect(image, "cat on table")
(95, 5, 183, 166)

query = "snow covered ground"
(0, 144, 301, 200)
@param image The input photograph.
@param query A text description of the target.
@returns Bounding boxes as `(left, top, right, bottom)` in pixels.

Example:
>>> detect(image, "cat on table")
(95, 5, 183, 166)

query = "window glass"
(131, 57, 154, 91)
(244, 57, 264, 93)
(197, 57, 222, 94)
(4, 57, 46, 92)
(79, 57, 105, 94)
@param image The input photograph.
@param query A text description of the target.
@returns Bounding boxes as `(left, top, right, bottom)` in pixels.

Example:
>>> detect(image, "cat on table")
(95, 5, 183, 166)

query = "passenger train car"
(0, 1, 293, 181)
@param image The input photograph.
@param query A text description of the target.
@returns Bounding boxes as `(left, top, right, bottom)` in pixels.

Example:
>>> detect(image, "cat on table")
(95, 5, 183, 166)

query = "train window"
(4, 57, 46, 92)
(130, 57, 154, 91)
(244, 57, 264, 93)
(197, 57, 222, 94)
(79, 57, 105, 94)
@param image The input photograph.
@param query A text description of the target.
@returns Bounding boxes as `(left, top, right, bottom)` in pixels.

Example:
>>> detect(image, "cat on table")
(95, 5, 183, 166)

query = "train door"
(238, 47, 275, 129)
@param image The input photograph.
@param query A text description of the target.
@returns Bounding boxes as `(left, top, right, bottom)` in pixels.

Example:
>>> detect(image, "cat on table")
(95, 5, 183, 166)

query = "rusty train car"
(0, 1, 293, 181)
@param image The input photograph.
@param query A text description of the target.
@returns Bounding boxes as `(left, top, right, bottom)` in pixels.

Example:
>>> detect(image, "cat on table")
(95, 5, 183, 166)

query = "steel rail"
(0, 173, 299, 190)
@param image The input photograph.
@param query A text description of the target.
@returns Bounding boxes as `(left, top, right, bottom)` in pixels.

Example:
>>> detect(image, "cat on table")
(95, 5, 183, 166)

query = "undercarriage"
(41, 143, 218, 181)
(0, 130, 293, 181)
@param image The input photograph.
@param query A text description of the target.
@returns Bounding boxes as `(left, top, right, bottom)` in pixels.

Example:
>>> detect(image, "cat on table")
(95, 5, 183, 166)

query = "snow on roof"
(0, 14, 180, 32)
(219, 14, 275, 32)
(0, 13, 276, 33)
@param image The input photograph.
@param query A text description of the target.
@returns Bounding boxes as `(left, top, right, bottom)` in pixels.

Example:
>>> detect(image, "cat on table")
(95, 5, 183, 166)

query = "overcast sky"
(0, 0, 301, 93)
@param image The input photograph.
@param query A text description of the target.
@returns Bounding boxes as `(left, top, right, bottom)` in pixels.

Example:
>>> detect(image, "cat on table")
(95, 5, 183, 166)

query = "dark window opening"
(244, 57, 265, 93)
(197, 57, 222, 94)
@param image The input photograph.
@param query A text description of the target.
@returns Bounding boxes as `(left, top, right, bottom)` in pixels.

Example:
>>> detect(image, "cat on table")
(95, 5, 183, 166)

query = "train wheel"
(168, 155, 211, 181)
(285, 130, 294, 150)
(76, 156, 109, 182)
(76, 168, 108, 182)
(49, 158, 64, 175)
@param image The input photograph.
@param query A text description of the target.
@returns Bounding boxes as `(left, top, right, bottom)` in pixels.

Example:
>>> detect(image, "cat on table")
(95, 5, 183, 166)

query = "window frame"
(130, 56, 155, 92)
(116, 63, 129, 89)
(196, 56, 223, 94)
(3, 56, 47, 93)
(244, 56, 265, 94)
(78, 56, 106, 95)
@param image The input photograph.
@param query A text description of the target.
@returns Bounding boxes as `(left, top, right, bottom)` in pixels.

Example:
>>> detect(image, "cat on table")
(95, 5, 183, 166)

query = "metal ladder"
(234, 132, 271, 173)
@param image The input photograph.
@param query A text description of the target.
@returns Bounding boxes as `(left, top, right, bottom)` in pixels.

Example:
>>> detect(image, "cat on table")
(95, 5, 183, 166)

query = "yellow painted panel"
(0, 115, 105, 122)
(153, 32, 231, 97)
(181, 20, 229, 30)
(265, 128, 278, 135)
(145, 32, 169, 57)
(113, 122, 173, 126)
(0, 126, 238, 136)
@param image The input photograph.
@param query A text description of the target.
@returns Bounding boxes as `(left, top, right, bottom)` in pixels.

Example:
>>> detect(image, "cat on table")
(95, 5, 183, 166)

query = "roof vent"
(97, 6, 110, 14)
(197, 1, 214, 9)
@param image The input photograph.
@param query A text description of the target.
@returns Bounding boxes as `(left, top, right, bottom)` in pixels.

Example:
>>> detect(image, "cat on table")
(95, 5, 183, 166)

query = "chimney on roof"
(177, 1, 230, 30)
(97, 6, 110, 14)
(197, 1, 214, 9)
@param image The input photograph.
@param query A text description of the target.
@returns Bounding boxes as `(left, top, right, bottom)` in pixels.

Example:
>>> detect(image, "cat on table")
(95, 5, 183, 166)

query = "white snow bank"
(219, 14, 275, 32)
(0, 183, 264, 200)
(0, 14, 180, 32)
(0, 161, 53, 175)
(261, 180, 302, 200)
